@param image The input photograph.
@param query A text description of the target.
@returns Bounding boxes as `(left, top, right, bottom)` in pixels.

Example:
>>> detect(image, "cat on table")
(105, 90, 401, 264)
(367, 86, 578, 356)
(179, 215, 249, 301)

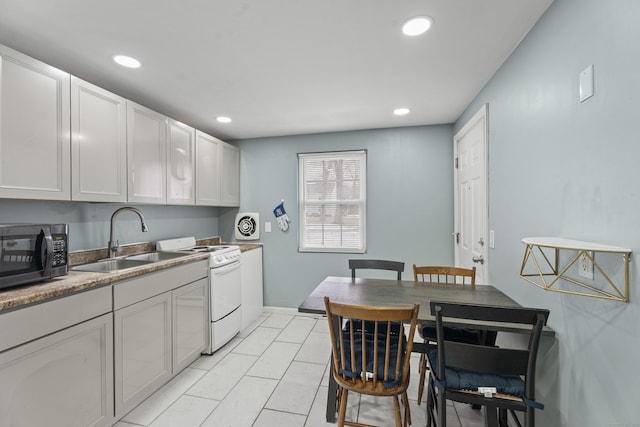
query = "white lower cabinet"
(240, 247, 264, 331)
(114, 292, 172, 417)
(173, 277, 209, 372)
(0, 260, 209, 425)
(113, 260, 209, 418)
(0, 313, 114, 427)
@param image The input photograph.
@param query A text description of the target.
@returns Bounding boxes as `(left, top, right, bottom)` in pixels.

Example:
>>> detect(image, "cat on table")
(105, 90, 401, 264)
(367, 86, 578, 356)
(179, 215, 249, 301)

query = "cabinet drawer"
(0, 285, 112, 353)
(114, 260, 208, 310)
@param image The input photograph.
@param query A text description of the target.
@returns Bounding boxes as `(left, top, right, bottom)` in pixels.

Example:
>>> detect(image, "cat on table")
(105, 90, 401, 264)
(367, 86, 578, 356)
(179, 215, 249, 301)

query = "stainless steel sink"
(72, 258, 153, 273)
(125, 252, 190, 262)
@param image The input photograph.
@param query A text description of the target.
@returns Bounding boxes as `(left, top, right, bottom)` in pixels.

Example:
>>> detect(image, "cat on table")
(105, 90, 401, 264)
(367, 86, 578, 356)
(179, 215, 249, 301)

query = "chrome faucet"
(108, 207, 149, 258)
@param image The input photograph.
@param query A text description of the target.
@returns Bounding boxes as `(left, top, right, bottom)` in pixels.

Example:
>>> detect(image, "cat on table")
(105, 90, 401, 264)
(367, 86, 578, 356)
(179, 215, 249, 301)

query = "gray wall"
(223, 125, 455, 308)
(0, 200, 219, 251)
(457, 0, 640, 425)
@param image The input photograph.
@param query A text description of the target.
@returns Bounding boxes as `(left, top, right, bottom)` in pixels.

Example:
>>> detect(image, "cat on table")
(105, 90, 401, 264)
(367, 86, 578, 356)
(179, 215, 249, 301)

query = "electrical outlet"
(578, 251, 594, 279)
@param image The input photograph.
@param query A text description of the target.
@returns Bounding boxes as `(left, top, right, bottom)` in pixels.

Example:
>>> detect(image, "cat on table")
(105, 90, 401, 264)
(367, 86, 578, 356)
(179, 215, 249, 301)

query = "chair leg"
(425, 377, 434, 427)
(525, 407, 534, 427)
(391, 395, 402, 427)
(417, 353, 427, 405)
(484, 405, 498, 427)
(337, 387, 348, 427)
(498, 408, 508, 427)
(402, 391, 411, 427)
(509, 409, 523, 427)
(437, 389, 447, 427)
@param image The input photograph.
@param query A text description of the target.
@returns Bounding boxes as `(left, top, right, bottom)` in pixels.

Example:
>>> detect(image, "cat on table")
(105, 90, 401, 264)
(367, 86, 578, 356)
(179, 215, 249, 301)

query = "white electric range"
(157, 237, 242, 354)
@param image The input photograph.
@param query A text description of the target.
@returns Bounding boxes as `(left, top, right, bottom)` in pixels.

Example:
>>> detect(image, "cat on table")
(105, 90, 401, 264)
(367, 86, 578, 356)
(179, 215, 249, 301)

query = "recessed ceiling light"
(402, 16, 433, 36)
(113, 55, 141, 68)
(393, 108, 411, 116)
(216, 116, 232, 123)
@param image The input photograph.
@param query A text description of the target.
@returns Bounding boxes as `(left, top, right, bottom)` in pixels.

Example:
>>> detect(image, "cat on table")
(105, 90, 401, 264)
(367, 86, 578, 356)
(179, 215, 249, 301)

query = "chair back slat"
(413, 265, 476, 285)
(349, 259, 405, 280)
(443, 341, 530, 376)
(429, 301, 549, 326)
(324, 297, 419, 395)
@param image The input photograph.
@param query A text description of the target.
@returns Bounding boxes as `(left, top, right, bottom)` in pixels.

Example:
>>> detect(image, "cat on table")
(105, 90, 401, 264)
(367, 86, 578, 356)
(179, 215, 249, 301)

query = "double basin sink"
(72, 252, 190, 273)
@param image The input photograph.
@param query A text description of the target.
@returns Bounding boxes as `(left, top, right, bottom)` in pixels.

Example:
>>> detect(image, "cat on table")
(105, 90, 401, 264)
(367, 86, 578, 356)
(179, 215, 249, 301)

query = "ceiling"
(0, 1, 552, 141)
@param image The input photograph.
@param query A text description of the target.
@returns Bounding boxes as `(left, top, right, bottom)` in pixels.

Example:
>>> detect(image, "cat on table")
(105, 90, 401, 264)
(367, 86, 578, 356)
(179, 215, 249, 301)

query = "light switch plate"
(265, 222, 272, 233)
(579, 64, 594, 102)
(489, 230, 495, 249)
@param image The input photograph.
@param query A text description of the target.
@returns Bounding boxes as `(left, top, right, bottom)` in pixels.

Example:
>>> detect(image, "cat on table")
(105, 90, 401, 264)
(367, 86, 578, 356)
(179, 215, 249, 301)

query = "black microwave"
(0, 224, 69, 290)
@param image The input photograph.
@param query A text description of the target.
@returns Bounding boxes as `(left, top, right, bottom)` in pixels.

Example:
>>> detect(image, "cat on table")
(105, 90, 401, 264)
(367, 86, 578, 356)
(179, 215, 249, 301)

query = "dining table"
(298, 276, 555, 423)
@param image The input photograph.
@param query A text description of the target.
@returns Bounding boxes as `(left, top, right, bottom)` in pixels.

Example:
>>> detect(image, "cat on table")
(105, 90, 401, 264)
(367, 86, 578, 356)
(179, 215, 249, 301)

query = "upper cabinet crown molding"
(71, 77, 127, 202)
(0, 44, 71, 200)
(126, 101, 168, 204)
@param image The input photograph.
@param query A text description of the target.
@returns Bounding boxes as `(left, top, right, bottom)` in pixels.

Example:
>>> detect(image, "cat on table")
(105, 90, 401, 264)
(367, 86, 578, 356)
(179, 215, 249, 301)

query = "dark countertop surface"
(0, 252, 210, 313)
(0, 238, 264, 314)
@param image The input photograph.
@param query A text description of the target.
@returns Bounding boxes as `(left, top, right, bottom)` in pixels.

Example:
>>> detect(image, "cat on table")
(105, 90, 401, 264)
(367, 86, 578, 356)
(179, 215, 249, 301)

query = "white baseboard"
(263, 306, 323, 318)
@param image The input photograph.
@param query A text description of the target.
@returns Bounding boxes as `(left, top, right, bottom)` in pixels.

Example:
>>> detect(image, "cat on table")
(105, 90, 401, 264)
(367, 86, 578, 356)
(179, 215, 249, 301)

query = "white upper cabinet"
(167, 119, 195, 205)
(0, 44, 71, 200)
(195, 130, 221, 206)
(71, 77, 127, 202)
(220, 142, 240, 207)
(127, 101, 167, 204)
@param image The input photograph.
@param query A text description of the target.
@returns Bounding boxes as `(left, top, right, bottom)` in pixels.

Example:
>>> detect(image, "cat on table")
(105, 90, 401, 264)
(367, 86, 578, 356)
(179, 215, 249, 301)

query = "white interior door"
(454, 104, 489, 284)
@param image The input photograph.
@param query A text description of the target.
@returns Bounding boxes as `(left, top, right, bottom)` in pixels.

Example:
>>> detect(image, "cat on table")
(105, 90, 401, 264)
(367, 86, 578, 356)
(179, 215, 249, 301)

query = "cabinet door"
(71, 77, 127, 202)
(0, 313, 114, 427)
(221, 142, 240, 206)
(0, 44, 71, 200)
(240, 247, 264, 331)
(167, 119, 195, 205)
(114, 292, 172, 418)
(127, 101, 167, 204)
(173, 277, 209, 373)
(195, 130, 221, 206)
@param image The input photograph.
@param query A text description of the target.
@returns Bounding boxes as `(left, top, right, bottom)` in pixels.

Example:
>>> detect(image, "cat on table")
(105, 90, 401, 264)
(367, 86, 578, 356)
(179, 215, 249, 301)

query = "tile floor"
(114, 311, 485, 427)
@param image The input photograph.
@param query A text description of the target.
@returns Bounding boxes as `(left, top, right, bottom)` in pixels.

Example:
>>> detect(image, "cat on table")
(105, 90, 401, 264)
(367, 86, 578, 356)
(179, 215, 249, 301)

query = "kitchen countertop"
(0, 238, 263, 314)
(0, 252, 210, 313)
(234, 243, 263, 252)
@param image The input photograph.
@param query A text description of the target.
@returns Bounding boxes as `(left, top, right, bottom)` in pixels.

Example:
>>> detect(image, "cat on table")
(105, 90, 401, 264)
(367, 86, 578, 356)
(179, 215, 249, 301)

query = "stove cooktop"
(190, 245, 235, 253)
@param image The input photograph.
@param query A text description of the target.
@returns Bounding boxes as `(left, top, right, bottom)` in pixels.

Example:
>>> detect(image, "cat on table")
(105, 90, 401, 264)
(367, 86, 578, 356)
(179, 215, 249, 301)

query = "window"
(298, 150, 366, 253)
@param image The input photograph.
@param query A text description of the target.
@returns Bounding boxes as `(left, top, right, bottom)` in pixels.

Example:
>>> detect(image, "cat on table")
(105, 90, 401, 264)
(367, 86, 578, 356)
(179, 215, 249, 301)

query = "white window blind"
(298, 150, 366, 253)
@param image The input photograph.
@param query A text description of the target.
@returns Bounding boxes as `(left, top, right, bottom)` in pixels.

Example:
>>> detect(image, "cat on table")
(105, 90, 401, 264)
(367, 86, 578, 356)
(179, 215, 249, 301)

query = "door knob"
(472, 255, 484, 264)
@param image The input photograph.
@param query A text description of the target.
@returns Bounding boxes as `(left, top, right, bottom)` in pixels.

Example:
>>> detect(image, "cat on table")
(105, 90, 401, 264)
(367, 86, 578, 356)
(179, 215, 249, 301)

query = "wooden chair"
(412, 265, 483, 406)
(349, 259, 405, 280)
(426, 301, 549, 427)
(324, 296, 419, 427)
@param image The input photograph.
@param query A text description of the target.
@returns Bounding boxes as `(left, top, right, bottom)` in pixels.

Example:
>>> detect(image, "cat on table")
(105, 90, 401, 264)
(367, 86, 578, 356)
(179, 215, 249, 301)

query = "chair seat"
(427, 349, 525, 397)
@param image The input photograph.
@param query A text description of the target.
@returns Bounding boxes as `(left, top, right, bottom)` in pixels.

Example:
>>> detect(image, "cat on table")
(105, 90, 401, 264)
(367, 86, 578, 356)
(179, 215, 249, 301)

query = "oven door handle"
(211, 261, 242, 276)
